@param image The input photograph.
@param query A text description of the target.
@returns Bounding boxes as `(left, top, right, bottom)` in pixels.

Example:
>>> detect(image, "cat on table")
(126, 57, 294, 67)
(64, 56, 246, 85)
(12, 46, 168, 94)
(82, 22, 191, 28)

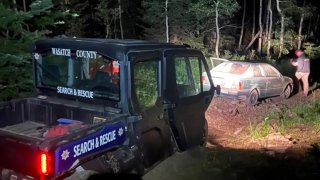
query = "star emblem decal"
(118, 128, 124, 137)
(34, 53, 40, 60)
(61, 149, 70, 160)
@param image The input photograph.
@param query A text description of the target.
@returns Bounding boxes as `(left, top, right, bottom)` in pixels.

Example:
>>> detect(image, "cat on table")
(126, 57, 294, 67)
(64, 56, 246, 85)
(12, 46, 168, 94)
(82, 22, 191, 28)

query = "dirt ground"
(203, 89, 320, 179)
(206, 90, 320, 151)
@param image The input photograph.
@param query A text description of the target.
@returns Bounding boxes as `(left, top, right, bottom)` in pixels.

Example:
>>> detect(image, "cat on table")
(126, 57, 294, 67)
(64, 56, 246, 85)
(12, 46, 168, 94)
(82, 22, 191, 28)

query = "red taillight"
(39, 152, 51, 175)
(235, 82, 243, 90)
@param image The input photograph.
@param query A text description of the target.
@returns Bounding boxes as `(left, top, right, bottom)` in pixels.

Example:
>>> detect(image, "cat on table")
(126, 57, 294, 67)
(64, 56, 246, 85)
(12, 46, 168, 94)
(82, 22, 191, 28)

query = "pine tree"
(0, 0, 61, 100)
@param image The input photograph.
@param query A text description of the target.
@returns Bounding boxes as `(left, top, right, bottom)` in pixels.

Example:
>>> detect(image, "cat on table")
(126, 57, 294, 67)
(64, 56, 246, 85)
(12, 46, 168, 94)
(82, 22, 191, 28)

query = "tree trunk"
(118, 0, 124, 39)
(214, 1, 220, 58)
(298, 0, 306, 50)
(105, 13, 110, 38)
(238, 0, 246, 50)
(267, 0, 272, 56)
(251, 0, 256, 41)
(246, 32, 259, 50)
(114, 11, 117, 39)
(315, 14, 320, 36)
(165, 0, 169, 43)
(276, 0, 284, 58)
(258, 0, 263, 55)
(265, 0, 270, 42)
(23, 0, 26, 11)
(12, 0, 18, 12)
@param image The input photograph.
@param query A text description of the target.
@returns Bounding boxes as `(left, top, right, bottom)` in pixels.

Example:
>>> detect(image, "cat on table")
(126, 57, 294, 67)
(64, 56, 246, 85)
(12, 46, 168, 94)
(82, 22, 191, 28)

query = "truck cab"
(0, 38, 214, 179)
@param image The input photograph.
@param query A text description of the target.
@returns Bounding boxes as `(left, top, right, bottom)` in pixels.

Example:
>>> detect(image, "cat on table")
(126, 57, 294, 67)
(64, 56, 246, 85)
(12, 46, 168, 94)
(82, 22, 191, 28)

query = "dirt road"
(142, 147, 216, 180)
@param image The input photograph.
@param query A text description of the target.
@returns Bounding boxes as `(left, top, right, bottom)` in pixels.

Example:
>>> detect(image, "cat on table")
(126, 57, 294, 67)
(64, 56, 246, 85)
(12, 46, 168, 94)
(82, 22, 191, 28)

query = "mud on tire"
(246, 89, 259, 106)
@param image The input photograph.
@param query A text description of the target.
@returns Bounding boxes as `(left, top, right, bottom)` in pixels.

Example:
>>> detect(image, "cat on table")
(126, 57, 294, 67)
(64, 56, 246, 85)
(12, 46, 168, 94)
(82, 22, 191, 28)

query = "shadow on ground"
(141, 144, 320, 180)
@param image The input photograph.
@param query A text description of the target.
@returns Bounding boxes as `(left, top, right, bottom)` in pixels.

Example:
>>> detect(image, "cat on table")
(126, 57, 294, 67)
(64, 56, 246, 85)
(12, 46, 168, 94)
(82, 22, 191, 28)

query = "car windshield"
(213, 62, 250, 75)
(33, 48, 120, 101)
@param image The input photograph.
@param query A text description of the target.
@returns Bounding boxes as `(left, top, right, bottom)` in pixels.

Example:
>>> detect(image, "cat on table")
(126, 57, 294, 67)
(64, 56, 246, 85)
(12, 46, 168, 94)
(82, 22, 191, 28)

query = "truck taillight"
(39, 152, 51, 175)
(201, 75, 206, 82)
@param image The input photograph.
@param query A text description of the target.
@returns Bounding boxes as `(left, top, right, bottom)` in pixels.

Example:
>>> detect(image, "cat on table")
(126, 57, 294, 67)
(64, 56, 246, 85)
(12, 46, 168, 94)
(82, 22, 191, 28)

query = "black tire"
(281, 85, 291, 99)
(246, 89, 259, 106)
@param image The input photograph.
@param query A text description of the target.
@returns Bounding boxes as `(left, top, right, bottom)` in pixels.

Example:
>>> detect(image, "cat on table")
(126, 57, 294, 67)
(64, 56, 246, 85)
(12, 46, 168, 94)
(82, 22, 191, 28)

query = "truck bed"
(1, 121, 47, 139)
(0, 97, 125, 179)
(0, 96, 119, 139)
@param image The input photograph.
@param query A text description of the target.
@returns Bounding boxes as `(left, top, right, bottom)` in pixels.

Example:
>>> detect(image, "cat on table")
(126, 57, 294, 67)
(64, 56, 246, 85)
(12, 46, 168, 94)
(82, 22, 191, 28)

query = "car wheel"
(246, 89, 259, 106)
(281, 85, 291, 99)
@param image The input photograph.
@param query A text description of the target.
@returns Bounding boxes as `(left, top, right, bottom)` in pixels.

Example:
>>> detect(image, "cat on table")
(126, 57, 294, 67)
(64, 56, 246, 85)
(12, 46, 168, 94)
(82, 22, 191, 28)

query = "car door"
(261, 64, 283, 96)
(252, 65, 268, 97)
(164, 49, 214, 151)
(129, 51, 174, 168)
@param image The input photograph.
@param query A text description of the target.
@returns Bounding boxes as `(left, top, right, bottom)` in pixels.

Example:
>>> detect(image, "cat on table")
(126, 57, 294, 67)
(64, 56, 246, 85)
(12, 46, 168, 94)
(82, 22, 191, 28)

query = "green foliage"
(187, 0, 240, 56)
(0, 0, 59, 41)
(250, 93, 320, 137)
(142, 0, 193, 41)
(219, 50, 246, 61)
(303, 42, 320, 59)
(0, 53, 33, 101)
(189, 0, 239, 32)
(249, 117, 271, 139)
(290, 94, 320, 128)
(0, 0, 61, 100)
(175, 58, 189, 84)
(29, 0, 53, 14)
(134, 61, 158, 108)
(190, 0, 239, 20)
(63, 0, 96, 37)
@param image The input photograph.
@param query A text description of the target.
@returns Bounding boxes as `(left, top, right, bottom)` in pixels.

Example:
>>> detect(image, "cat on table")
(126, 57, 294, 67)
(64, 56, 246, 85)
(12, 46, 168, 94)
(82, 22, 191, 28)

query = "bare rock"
(261, 133, 293, 151)
(233, 127, 244, 135)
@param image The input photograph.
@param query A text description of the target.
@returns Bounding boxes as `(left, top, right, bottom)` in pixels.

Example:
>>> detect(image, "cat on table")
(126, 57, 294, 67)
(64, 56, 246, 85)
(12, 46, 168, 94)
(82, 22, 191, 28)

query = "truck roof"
(33, 38, 188, 60)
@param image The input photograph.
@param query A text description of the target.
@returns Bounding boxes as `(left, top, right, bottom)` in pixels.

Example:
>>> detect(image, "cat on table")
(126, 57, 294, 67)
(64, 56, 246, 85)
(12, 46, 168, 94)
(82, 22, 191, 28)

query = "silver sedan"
(202, 61, 293, 105)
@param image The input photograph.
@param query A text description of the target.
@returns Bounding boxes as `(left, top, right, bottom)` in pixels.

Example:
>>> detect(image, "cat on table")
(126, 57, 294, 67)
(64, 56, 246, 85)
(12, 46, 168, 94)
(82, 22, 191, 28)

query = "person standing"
(291, 49, 310, 96)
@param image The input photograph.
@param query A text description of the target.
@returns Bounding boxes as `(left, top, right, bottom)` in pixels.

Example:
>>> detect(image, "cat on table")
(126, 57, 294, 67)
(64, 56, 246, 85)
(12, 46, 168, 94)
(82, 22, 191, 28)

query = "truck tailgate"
(0, 128, 42, 178)
(0, 119, 127, 179)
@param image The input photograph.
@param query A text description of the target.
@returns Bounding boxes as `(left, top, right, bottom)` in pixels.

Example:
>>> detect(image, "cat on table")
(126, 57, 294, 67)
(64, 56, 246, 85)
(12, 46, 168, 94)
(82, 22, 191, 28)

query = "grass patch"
(250, 92, 320, 137)
(249, 117, 271, 139)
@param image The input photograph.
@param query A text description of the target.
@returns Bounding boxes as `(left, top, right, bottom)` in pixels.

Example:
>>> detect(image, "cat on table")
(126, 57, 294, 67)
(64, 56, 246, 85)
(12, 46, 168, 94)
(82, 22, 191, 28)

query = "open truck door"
(128, 51, 174, 170)
(164, 49, 214, 151)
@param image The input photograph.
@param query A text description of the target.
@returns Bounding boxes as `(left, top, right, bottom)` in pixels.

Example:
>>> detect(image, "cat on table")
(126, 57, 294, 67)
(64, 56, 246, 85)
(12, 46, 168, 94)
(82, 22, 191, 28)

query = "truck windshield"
(33, 49, 120, 101)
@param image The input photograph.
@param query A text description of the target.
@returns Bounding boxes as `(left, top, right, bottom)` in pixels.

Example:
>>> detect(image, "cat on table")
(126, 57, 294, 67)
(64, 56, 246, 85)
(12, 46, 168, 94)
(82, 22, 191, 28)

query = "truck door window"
(133, 60, 158, 108)
(174, 56, 202, 98)
(201, 60, 211, 92)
